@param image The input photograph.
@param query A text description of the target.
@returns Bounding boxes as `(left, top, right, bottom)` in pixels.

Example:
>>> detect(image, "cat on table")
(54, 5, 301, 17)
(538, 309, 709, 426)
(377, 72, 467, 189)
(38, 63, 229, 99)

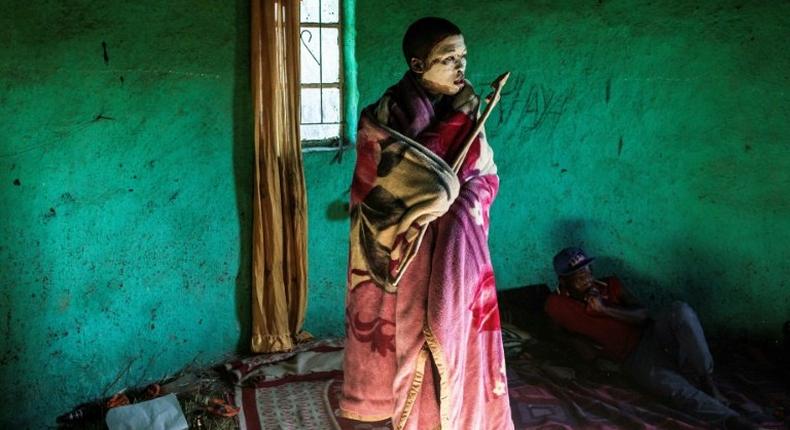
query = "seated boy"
(545, 246, 757, 430)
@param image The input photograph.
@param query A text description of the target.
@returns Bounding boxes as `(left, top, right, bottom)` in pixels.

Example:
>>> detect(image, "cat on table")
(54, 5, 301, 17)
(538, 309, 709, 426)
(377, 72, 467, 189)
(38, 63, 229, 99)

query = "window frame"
(299, 1, 345, 150)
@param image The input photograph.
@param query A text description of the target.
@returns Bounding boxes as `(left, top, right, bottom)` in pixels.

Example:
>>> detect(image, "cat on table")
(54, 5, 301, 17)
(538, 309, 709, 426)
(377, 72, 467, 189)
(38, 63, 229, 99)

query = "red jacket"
(544, 277, 642, 362)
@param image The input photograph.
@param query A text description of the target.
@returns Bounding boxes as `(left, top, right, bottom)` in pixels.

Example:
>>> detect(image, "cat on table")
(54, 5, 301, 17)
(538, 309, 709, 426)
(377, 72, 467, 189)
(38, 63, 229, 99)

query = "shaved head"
(402, 17, 462, 65)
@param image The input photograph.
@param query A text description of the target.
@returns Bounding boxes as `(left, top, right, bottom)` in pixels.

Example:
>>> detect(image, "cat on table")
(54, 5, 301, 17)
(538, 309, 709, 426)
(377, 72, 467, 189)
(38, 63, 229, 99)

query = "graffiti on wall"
(496, 74, 574, 136)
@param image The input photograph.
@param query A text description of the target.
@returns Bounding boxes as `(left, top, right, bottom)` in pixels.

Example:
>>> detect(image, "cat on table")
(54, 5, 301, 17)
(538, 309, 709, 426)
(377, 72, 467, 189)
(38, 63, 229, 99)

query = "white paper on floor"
(105, 393, 188, 430)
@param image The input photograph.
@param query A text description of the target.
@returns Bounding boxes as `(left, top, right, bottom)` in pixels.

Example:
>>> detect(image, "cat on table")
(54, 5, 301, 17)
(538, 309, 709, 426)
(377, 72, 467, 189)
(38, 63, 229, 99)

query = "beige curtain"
(250, 0, 310, 353)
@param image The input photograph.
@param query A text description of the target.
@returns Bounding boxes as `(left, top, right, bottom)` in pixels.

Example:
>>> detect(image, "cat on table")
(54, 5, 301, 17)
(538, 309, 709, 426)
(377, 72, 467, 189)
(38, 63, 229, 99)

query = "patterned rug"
(236, 376, 392, 430)
(230, 326, 788, 429)
(236, 377, 338, 430)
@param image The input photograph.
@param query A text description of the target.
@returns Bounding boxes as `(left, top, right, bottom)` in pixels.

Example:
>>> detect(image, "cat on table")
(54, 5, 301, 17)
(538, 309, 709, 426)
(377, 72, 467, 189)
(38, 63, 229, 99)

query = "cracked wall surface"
(0, 1, 253, 427)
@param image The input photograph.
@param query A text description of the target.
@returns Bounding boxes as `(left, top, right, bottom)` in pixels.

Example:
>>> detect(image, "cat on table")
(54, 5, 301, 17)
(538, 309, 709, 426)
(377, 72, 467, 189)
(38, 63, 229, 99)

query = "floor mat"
(236, 377, 337, 430)
(229, 331, 788, 430)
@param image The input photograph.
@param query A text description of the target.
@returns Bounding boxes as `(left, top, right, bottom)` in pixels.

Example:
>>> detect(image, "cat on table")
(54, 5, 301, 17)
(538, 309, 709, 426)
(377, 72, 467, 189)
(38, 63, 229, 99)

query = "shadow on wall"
(326, 188, 351, 221)
(232, 0, 253, 353)
(664, 242, 764, 338)
(550, 217, 661, 302)
(550, 218, 592, 255)
(595, 255, 662, 306)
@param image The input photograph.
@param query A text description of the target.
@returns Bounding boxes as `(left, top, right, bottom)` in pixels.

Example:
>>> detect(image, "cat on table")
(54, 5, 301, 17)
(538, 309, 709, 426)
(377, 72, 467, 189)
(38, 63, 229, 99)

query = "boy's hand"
(450, 83, 479, 112)
(586, 295, 607, 314)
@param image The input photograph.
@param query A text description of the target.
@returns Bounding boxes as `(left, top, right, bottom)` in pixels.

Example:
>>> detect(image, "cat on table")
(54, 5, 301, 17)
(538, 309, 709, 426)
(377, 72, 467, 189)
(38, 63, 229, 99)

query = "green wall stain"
(1, 0, 252, 427)
(303, 152, 355, 338)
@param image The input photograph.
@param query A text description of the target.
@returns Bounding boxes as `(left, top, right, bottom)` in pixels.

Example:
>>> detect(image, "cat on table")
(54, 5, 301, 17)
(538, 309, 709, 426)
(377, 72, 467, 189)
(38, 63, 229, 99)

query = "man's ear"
(409, 57, 425, 74)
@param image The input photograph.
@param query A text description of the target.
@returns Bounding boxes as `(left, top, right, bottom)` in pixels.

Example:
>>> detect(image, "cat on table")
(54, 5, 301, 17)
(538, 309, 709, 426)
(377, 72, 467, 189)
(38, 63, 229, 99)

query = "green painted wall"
(1, 0, 788, 428)
(305, 0, 790, 341)
(0, 0, 253, 427)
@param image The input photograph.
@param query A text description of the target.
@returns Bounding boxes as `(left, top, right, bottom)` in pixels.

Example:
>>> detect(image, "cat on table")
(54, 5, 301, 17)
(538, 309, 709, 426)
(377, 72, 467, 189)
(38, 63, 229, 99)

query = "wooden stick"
(392, 72, 511, 287)
(451, 71, 511, 173)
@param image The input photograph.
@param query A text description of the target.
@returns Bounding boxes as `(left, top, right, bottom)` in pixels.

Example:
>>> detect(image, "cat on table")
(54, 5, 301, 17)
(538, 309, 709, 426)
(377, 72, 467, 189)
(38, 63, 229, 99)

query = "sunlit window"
(300, 0, 342, 145)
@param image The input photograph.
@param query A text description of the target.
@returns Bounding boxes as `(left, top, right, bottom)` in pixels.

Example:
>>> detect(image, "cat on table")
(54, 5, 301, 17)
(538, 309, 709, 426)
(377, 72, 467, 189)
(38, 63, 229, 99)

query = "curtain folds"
(250, 0, 310, 353)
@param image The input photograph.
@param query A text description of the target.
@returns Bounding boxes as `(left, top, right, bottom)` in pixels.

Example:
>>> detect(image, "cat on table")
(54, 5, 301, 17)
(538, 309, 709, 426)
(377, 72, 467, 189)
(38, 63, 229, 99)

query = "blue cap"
(553, 247, 595, 276)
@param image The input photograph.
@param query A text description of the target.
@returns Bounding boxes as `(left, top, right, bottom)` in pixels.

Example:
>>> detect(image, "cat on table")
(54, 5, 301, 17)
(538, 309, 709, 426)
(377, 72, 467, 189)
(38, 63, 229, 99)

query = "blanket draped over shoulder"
(340, 72, 514, 430)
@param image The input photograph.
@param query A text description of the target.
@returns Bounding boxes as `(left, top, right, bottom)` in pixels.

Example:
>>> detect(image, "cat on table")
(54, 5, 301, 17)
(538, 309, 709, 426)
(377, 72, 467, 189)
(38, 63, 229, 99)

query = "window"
(299, 0, 342, 146)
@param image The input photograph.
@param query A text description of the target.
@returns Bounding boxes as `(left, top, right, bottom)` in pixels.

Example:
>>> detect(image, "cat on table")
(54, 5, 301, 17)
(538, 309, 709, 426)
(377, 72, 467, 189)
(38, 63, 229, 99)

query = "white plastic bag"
(105, 393, 188, 430)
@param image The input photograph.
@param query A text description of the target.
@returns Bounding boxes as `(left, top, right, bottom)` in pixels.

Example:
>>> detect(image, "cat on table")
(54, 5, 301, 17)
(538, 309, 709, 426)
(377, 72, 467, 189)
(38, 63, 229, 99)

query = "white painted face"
(412, 34, 467, 96)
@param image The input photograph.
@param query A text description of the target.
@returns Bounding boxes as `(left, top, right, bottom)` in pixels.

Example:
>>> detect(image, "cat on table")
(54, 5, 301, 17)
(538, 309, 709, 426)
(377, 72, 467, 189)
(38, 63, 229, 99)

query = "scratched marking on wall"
(497, 74, 574, 136)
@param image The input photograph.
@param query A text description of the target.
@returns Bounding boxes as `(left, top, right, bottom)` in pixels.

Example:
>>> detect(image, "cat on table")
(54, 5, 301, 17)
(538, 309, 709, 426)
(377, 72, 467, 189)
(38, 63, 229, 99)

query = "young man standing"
(340, 17, 513, 430)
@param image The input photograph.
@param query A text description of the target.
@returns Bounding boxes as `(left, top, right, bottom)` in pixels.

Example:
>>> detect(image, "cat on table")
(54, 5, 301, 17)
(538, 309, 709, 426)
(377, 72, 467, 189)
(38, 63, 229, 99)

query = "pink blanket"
(340, 72, 513, 430)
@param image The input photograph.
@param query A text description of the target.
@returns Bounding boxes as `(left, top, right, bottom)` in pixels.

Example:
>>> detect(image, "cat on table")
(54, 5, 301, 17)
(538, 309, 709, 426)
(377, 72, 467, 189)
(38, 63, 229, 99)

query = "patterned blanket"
(339, 72, 513, 430)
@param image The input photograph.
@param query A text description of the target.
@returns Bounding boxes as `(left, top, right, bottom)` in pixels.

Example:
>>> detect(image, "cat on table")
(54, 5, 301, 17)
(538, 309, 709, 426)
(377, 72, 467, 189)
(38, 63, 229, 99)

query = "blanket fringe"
(423, 324, 452, 430)
(336, 408, 392, 422)
(395, 346, 429, 430)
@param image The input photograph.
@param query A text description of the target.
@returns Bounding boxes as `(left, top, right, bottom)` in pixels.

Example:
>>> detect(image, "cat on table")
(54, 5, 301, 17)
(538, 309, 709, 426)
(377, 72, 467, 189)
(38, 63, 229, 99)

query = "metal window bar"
(319, 0, 323, 124)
